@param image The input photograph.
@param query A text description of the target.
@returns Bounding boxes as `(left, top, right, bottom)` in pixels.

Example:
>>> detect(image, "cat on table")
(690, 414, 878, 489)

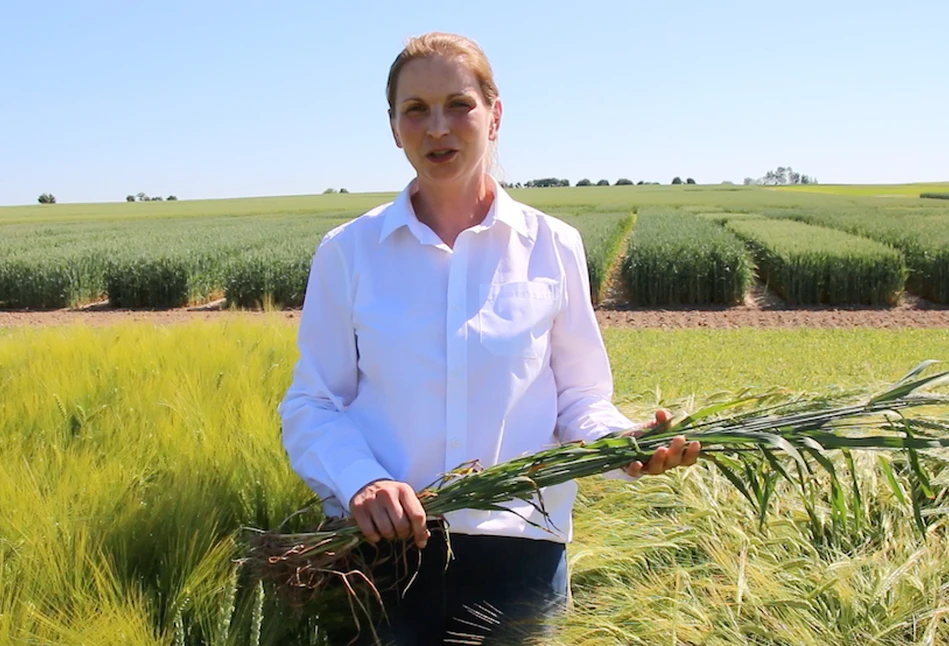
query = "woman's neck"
(411, 173, 495, 248)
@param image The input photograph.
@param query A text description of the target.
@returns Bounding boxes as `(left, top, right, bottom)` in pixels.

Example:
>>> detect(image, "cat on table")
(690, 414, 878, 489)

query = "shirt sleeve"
(549, 227, 640, 480)
(278, 232, 393, 512)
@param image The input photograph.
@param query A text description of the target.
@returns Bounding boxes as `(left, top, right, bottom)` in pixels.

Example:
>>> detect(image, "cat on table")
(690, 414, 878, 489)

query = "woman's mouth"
(426, 149, 458, 164)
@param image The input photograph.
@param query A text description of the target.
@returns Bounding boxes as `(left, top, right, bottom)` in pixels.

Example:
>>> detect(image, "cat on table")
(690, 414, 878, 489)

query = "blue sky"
(1, 1, 946, 205)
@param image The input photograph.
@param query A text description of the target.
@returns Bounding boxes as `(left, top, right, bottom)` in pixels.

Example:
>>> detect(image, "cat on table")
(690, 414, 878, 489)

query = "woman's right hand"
(350, 479, 430, 549)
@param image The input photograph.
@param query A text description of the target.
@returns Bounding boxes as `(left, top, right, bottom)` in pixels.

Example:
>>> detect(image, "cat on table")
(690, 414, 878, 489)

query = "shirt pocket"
(478, 279, 562, 358)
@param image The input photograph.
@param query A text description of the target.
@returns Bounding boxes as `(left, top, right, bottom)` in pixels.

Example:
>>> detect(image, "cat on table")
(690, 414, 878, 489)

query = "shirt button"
(450, 304, 460, 312)
(450, 439, 460, 448)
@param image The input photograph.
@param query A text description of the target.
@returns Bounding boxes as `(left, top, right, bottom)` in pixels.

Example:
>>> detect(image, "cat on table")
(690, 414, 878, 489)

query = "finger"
(646, 447, 667, 475)
(351, 505, 380, 544)
(384, 495, 412, 541)
(664, 436, 687, 469)
(682, 441, 701, 466)
(655, 408, 673, 425)
(624, 461, 643, 478)
(370, 505, 397, 542)
(399, 488, 430, 549)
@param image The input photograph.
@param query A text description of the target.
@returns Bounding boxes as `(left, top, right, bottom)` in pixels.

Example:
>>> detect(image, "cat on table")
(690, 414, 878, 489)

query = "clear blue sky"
(2, 0, 947, 205)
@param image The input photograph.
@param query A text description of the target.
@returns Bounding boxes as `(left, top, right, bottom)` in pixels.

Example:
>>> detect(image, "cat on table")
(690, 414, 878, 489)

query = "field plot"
(766, 206, 949, 303)
(2, 321, 949, 645)
(0, 215, 352, 309)
(621, 208, 753, 306)
(726, 219, 906, 305)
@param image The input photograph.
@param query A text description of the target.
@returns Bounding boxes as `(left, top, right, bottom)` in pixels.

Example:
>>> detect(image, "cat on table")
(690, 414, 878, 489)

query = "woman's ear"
(489, 99, 503, 141)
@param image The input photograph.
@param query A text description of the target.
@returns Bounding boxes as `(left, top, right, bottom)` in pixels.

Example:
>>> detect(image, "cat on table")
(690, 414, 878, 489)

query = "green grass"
(2, 320, 948, 644)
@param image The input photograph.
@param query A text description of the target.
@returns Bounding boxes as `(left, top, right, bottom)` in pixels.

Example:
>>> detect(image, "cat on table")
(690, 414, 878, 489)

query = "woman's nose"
(426, 107, 450, 138)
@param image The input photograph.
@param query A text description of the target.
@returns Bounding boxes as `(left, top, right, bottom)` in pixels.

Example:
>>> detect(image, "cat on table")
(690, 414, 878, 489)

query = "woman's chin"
(417, 161, 482, 186)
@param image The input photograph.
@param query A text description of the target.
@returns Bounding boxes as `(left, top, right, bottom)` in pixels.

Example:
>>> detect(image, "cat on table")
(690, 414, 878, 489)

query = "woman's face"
(390, 55, 501, 187)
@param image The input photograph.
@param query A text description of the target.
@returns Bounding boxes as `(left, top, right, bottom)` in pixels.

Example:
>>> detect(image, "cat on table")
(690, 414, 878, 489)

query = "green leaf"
(707, 454, 758, 512)
(878, 456, 908, 505)
(869, 369, 949, 404)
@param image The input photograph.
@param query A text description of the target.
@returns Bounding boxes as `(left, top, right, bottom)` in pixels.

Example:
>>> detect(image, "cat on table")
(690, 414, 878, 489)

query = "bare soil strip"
(3, 285, 949, 329)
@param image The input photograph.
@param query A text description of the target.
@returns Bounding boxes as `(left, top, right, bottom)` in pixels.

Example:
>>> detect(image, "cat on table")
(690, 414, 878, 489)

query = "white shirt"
(278, 177, 635, 544)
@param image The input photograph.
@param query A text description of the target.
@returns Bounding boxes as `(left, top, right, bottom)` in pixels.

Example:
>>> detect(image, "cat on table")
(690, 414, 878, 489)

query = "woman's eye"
(450, 101, 472, 110)
(406, 105, 426, 114)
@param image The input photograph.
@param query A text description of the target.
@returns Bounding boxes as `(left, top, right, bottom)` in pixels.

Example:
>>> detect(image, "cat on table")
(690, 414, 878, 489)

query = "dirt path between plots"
(2, 285, 949, 329)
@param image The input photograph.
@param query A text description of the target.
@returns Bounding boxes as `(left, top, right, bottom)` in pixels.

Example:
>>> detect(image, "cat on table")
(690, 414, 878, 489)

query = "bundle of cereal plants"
(242, 362, 949, 641)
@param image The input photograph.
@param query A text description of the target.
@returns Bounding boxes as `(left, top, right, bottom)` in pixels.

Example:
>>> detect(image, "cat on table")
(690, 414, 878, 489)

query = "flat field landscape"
(3, 182, 949, 315)
(3, 183, 949, 645)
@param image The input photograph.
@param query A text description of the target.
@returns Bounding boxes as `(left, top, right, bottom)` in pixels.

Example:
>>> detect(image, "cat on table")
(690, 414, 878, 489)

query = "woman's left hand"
(622, 408, 701, 478)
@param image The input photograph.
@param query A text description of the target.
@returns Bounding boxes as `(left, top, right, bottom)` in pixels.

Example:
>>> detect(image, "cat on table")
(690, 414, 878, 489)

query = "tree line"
(127, 192, 178, 202)
(501, 177, 697, 189)
(33, 168, 818, 205)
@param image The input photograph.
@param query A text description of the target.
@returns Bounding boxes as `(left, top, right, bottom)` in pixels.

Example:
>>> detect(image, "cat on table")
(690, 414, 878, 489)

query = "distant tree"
(721, 180, 735, 185)
(525, 178, 569, 188)
(615, 178, 633, 186)
(671, 177, 683, 185)
(753, 166, 817, 186)
(167, 195, 178, 201)
(323, 188, 338, 194)
(137, 192, 147, 202)
(686, 178, 696, 185)
(743, 177, 755, 186)
(339, 188, 349, 194)
(37, 193, 56, 204)
(596, 179, 610, 186)
(515, 182, 522, 189)
(636, 180, 645, 186)
(126, 195, 136, 202)
(576, 178, 592, 187)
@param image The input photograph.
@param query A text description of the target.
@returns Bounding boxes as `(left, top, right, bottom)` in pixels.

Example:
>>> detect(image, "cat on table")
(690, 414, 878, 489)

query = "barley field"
(2, 320, 949, 645)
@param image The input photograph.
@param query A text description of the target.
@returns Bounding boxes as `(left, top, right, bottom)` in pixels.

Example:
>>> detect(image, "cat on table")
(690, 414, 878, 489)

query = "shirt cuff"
(603, 468, 640, 482)
(334, 459, 394, 513)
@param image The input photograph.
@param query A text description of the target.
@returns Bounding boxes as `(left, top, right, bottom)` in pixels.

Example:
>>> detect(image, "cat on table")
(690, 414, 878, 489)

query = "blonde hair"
(386, 32, 503, 179)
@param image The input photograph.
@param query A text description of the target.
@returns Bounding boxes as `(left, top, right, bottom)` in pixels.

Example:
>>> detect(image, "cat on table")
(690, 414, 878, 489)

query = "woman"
(279, 32, 700, 645)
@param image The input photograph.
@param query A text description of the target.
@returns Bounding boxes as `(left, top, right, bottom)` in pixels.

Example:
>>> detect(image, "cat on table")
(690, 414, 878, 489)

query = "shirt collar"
(378, 176, 529, 243)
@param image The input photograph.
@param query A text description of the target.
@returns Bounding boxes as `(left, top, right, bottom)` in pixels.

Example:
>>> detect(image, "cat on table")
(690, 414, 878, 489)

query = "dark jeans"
(325, 525, 569, 646)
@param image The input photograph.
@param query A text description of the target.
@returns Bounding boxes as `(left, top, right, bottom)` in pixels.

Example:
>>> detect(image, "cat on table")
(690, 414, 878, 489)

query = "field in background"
(773, 182, 949, 197)
(2, 320, 949, 645)
(5, 183, 949, 310)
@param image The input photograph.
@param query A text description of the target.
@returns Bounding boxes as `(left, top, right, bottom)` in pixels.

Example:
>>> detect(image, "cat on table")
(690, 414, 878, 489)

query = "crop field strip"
(621, 208, 753, 306)
(725, 218, 907, 306)
(762, 205, 949, 303)
(0, 214, 353, 309)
